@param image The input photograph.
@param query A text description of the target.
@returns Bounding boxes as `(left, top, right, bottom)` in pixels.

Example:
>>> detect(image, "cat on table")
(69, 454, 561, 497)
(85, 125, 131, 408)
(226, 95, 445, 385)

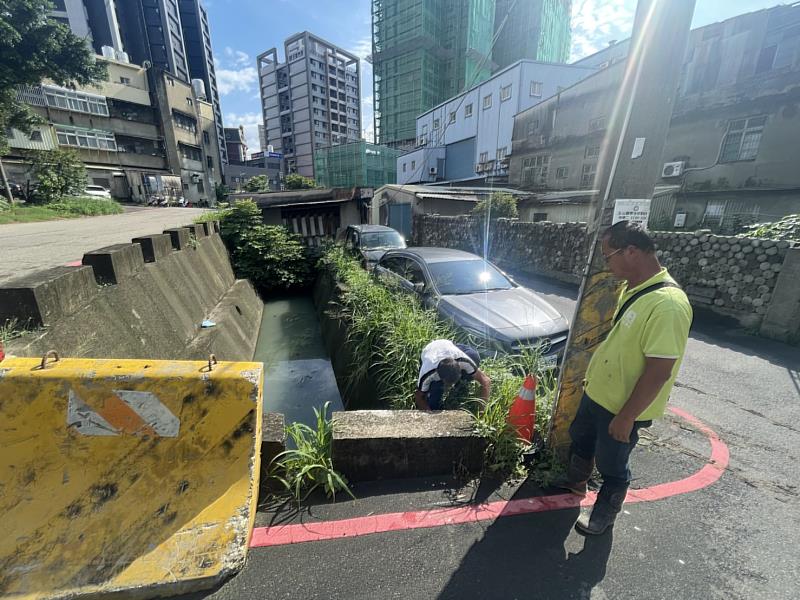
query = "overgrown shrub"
(741, 214, 800, 242)
(285, 173, 317, 189)
(243, 175, 270, 193)
(25, 149, 87, 203)
(471, 191, 518, 220)
(219, 199, 310, 293)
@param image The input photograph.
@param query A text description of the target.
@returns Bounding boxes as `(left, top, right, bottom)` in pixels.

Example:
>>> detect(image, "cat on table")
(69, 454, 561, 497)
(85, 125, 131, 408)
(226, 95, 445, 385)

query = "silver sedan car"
(374, 247, 570, 363)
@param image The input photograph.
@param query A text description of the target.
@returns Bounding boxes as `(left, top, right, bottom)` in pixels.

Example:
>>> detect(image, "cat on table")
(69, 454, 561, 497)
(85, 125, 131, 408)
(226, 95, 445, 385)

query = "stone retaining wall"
(414, 215, 800, 342)
(1, 223, 264, 360)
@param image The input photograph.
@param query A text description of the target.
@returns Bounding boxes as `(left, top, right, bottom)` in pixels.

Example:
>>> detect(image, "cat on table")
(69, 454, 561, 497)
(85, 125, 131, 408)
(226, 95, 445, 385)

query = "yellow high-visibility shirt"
(584, 267, 693, 421)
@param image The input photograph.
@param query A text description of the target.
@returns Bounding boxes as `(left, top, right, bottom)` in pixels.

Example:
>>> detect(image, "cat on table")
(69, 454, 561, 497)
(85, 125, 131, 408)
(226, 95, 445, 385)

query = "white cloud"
(217, 66, 258, 95)
(224, 111, 263, 156)
(570, 0, 635, 60)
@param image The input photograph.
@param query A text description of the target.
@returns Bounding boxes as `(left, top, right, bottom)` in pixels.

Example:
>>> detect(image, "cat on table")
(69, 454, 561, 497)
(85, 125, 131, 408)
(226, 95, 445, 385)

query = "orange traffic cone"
(508, 374, 537, 442)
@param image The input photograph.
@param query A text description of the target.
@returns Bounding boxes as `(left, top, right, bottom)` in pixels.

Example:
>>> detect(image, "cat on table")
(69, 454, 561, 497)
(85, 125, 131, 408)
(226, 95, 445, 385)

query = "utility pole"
(0, 156, 14, 208)
(549, 0, 697, 453)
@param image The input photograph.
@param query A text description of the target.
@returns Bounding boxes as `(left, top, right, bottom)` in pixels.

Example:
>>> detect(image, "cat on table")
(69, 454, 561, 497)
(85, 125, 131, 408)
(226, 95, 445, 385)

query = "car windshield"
(428, 260, 514, 295)
(361, 231, 405, 249)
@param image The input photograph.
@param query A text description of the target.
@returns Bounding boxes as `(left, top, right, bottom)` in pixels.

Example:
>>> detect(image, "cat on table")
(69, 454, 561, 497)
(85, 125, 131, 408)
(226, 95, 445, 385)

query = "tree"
(285, 173, 317, 190)
(471, 191, 518, 220)
(219, 199, 310, 293)
(26, 148, 87, 203)
(243, 175, 270, 193)
(0, 0, 107, 205)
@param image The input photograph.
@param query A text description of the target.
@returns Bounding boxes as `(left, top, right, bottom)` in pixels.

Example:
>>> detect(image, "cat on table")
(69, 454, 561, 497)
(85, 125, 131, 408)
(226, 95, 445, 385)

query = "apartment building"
(225, 126, 248, 164)
(509, 4, 800, 231)
(397, 60, 595, 185)
(6, 56, 218, 204)
(258, 32, 362, 179)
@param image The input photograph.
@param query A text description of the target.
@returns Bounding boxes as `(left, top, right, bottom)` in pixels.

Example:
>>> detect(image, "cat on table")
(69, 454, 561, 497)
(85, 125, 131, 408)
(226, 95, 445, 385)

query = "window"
(585, 145, 600, 159)
(411, 160, 416, 170)
(465, 103, 473, 118)
(719, 116, 766, 162)
(43, 85, 109, 116)
(589, 116, 606, 132)
(433, 118, 440, 130)
(530, 81, 543, 97)
(500, 85, 512, 101)
(203, 131, 210, 144)
(449, 111, 456, 124)
(29, 130, 43, 142)
(206, 156, 213, 168)
(422, 124, 428, 135)
(178, 143, 202, 162)
(55, 125, 117, 150)
(483, 94, 492, 109)
(479, 151, 488, 162)
(526, 119, 539, 136)
(522, 155, 550, 185)
(120, 76, 131, 85)
(403, 162, 407, 172)
(580, 163, 596, 189)
(556, 166, 568, 179)
(186, 98, 193, 107)
(496, 147, 507, 160)
(172, 110, 197, 132)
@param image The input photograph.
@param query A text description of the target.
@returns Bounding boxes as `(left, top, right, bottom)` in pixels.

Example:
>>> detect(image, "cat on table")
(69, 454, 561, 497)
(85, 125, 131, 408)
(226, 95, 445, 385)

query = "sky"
(204, 0, 785, 155)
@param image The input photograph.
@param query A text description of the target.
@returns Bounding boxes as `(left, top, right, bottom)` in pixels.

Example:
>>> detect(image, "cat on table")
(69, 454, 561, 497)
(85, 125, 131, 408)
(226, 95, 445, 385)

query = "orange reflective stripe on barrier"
(0, 357, 263, 600)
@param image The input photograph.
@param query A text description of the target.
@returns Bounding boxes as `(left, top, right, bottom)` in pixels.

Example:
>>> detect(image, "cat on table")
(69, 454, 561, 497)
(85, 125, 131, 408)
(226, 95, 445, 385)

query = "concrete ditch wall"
(1, 222, 264, 361)
(414, 215, 800, 342)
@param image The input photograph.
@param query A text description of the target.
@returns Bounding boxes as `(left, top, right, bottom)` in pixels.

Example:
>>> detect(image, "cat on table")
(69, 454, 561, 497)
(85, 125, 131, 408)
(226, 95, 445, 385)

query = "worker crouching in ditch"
(556, 220, 693, 535)
(414, 339, 491, 411)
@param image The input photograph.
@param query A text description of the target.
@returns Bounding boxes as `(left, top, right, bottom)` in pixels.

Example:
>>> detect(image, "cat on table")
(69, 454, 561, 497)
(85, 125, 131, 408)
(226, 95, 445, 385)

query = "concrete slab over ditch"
(332, 410, 486, 482)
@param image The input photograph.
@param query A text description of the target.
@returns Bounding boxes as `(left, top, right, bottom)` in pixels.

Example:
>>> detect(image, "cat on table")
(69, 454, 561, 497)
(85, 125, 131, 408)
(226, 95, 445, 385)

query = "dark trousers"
(569, 393, 651, 497)
(427, 344, 481, 410)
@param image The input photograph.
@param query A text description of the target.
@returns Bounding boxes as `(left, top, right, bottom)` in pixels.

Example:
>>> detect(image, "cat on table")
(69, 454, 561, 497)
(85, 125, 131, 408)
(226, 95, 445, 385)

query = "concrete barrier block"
(332, 410, 486, 482)
(0, 266, 97, 327)
(163, 227, 191, 250)
(132, 234, 173, 263)
(82, 243, 145, 285)
(262, 412, 286, 468)
(760, 247, 800, 342)
(201, 221, 214, 237)
(182, 224, 205, 239)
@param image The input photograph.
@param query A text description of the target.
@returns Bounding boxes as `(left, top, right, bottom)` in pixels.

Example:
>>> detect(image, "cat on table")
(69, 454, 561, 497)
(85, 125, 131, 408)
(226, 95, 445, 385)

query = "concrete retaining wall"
(414, 215, 799, 342)
(1, 223, 263, 361)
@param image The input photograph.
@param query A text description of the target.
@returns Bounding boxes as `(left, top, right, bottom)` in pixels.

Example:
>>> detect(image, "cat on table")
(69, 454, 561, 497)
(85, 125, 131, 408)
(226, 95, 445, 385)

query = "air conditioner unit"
(475, 163, 483, 173)
(662, 161, 684, 178)
(429, 167, 437, 176)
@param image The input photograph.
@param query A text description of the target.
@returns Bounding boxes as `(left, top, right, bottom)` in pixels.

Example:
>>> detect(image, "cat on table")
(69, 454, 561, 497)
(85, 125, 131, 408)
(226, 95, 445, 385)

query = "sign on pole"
(612, 198, 651, 229)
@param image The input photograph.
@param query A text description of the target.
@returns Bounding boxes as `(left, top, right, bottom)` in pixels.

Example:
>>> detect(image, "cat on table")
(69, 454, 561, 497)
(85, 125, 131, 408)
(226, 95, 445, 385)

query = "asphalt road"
(0, 205, 208, 283)
(190, 271, 800, 600)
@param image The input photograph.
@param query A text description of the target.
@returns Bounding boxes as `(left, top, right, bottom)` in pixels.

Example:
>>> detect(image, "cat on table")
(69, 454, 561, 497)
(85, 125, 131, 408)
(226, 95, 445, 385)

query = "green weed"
(267, 402, 354, 504)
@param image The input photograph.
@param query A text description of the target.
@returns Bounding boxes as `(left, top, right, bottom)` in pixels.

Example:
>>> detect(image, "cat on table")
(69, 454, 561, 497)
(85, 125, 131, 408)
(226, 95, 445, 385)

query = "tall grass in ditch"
(321, 247, 561, 477)
(321, 247, 456, 410)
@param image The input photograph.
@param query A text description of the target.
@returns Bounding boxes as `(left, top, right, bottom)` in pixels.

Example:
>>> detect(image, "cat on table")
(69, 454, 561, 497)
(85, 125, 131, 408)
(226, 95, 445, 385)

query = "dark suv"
(341, 224, 406, 270)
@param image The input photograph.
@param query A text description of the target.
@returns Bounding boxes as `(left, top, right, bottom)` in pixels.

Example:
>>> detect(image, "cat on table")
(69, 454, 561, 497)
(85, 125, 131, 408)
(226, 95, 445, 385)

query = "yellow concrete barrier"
(0, 356, 263, 599)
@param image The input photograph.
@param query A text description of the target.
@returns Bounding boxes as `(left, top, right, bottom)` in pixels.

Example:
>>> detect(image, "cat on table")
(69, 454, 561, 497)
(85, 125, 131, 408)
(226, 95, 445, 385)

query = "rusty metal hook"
(39, 350, 59, 370)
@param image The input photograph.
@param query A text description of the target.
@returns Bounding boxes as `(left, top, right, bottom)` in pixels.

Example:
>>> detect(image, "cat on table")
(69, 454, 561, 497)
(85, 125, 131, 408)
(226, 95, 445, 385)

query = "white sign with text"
(613, 199, 651, 229)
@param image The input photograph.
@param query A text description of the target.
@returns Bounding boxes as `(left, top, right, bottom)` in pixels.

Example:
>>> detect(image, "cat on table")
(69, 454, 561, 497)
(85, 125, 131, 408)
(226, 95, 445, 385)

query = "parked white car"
(84, 185, 112, 199)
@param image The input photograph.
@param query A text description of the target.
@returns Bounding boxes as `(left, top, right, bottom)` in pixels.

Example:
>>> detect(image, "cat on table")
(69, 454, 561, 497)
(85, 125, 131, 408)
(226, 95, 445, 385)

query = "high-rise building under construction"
(493, 0, 572, 70)
(371, 0, 571, 148)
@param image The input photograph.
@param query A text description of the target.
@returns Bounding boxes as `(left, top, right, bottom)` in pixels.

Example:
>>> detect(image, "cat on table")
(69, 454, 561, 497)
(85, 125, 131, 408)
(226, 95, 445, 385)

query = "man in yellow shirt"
(558, 220, 693, 535)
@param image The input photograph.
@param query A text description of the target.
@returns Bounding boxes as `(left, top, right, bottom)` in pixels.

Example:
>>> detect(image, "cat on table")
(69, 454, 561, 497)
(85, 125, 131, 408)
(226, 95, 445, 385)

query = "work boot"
(552, 452, 594, 497)
(575, 488, 627, 536)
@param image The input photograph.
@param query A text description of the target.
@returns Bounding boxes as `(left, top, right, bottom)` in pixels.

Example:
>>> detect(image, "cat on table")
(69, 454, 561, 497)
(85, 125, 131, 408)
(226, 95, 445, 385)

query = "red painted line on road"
(250, 407, 729, 549)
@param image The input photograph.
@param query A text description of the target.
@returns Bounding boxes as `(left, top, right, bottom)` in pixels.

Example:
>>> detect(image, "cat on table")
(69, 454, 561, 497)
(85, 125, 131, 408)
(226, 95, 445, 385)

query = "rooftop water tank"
(191, 79, 207, 100)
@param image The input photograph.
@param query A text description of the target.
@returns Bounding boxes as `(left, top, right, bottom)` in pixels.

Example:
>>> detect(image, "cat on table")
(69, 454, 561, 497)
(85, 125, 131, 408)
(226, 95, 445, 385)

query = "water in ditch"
(254, 295, 343, 428)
